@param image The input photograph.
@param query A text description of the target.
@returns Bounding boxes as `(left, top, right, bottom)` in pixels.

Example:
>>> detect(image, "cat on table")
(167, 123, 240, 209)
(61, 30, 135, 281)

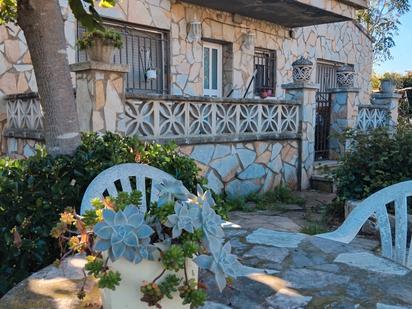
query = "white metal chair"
(318, 181, 412, 268)
(80, 163, 179, 215)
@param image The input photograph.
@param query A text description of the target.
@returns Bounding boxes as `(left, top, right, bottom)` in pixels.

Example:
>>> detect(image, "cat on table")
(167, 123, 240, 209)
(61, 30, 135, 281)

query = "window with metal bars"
(254, 49, 276, 96)
(77, 21, 169, 95)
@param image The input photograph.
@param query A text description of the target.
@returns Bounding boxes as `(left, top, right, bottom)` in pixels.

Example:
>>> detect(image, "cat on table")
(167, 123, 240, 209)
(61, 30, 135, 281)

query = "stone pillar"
(70, 61, 128, 133)
(328, 87, 360, 159)
(372, 91, 401, 130)
(282, 82, 319, 190)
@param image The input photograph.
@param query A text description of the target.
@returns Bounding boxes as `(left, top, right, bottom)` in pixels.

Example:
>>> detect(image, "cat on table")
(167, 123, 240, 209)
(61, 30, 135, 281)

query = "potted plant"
(380, 78, 397, 93)
(77, 28, 123, 63)
(260, 88, 268, 99)
(51, 180, 246, 308)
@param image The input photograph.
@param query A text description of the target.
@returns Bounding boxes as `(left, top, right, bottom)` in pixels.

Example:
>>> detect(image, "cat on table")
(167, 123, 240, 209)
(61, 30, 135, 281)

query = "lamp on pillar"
(292, 57, 313, 83)
(336, 65, 355, 88)
(187, 20, 202, 43)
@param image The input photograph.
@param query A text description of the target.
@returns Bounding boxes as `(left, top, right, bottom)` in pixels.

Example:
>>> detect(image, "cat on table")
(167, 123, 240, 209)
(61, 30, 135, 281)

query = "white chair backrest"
(318, 181, 412, 268)
(80, 163, 178, 214)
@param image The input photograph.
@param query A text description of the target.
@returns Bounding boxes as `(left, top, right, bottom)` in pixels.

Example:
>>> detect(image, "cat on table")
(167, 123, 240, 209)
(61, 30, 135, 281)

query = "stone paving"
(200, 226, 412, 309)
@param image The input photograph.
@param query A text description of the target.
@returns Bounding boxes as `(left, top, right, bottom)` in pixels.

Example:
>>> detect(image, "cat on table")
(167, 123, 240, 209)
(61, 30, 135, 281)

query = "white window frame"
(203, 42, 222, 97)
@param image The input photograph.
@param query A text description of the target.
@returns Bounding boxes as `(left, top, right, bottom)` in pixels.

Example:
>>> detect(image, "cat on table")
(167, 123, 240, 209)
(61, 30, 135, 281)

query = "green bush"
(334, 128, 412, 201)
(0, 132, 203, 296)
(219, 185, 304, 212)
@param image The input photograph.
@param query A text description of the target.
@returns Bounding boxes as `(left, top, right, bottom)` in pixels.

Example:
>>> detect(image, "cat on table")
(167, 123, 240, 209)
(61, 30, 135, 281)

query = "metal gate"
(314, 61, 339, 160)
(315, 92, 332, 160)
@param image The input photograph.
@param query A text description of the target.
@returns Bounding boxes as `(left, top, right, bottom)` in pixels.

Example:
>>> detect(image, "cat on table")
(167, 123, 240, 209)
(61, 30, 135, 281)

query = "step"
(313, 160, 339, 176)
(310, 174, 335, 193)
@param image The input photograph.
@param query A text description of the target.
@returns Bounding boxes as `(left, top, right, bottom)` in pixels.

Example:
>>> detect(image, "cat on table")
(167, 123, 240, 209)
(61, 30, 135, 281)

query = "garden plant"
(333, 127, 412, 211)
(52, 181, 246, 308)
(0, 133, 206, 296)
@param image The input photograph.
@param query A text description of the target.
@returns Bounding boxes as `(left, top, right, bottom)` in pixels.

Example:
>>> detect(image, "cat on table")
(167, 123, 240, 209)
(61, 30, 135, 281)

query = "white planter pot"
(101, 257, 198, 309)
(145, 69, 157, 80)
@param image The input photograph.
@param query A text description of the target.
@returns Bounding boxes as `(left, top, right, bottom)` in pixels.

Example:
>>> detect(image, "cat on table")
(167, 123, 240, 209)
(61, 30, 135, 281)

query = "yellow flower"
(68, 236, 81, 251)
(86, 255, 96, 263)
(50, 222, 67, 238)
(60, 212, 75, 225)
(95, 209, 104, 222)
(91, 197, 104, 209)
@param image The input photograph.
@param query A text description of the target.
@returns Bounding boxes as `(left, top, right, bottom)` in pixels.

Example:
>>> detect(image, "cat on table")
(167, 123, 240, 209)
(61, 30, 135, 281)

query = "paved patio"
(1, 191, 410, 309)
(200, 224, 412, 309)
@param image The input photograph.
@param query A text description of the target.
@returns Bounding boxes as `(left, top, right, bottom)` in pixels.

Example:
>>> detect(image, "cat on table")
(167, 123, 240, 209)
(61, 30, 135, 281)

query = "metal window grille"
(254, 49, 276, 96)
(77, 21, 169, 95)
(316, 61, 339, 92)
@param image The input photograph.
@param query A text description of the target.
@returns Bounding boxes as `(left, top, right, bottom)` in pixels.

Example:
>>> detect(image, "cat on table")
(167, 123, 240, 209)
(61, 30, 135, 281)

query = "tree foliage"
(371, 71, 412, 89)
(0, 0, 116, 30)
(0, 0, 17, 24)
(357, 0, 410, 63)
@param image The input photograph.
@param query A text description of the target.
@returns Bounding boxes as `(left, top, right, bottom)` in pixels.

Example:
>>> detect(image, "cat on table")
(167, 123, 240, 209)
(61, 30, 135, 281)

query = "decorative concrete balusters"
(328, 65, 360, 159)
(124, 95, 301, 196)
(357, 105, 389, 131)
(283, 57, 318, 190)
(70, 61, 128, 133)
(371, 88, 401, 131)
(3, 92, 44, 157)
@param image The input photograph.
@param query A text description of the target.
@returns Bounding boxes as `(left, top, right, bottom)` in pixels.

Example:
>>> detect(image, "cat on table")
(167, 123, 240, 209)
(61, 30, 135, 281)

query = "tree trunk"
(17, 0, 80, 156)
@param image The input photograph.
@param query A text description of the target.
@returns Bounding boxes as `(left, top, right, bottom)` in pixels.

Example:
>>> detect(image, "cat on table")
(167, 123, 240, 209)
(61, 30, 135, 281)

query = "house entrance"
(314, 61, 338, 160)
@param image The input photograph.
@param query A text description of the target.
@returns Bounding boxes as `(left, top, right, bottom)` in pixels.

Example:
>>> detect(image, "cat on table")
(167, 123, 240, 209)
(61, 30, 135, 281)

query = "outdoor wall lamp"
(242, 31, 255, 49)
(187, 20, 202, 43)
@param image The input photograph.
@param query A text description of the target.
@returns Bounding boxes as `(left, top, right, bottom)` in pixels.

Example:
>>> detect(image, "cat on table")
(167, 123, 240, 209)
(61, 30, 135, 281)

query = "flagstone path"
(200, 226, 412, 309)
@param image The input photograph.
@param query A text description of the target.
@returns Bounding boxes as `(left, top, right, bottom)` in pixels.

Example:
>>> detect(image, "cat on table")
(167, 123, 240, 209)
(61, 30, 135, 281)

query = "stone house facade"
(0, 0, 399, 196)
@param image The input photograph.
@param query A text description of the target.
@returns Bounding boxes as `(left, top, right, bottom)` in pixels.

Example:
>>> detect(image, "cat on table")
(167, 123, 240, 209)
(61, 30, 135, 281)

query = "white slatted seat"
(80, 163, 180, 214)
(318, 181, 412, 268)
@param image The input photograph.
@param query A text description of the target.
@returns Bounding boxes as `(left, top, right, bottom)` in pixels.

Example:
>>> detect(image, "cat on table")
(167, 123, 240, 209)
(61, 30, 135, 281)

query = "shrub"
(219, 185, 304, 212)
(334, 128, 412, 201)
(0, 132, 203, 296)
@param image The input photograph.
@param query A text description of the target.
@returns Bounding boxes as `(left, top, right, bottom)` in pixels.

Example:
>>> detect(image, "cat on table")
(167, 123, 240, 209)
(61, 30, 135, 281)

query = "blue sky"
(374, 10, 412, 74)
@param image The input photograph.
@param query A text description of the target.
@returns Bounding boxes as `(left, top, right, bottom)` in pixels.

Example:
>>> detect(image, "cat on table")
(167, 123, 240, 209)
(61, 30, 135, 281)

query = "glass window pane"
(204, 47, 210, 89)
(212, 49, 218, 90)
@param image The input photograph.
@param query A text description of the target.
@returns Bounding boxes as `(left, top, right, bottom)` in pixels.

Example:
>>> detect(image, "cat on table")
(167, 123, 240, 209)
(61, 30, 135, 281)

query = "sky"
(374, 10, 412, 75)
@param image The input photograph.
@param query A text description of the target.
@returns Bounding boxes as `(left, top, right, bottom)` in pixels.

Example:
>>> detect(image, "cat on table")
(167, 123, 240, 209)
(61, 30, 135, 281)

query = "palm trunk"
(17, 0, 80, 156)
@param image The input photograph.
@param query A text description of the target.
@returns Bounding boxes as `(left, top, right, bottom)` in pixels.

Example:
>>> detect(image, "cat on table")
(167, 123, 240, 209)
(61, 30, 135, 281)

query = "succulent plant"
(155, 179, 194, 206)
(198, 201, 225, 251)
(194, 241, 243, 292)
(165, 202, 201, 238)
(94, 205, 154, 263)
(188, 184, 215, 208)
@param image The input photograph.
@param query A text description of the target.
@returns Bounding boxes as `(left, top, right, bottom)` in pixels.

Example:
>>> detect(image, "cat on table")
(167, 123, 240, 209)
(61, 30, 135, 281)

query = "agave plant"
(94, 205, 155, 263)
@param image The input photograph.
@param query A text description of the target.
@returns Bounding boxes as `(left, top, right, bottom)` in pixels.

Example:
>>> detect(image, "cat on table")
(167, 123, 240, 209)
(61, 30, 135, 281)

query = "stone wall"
(6, 137, 40, 159)
(180, 140, 299, 197)
(0, 0, 373, 103)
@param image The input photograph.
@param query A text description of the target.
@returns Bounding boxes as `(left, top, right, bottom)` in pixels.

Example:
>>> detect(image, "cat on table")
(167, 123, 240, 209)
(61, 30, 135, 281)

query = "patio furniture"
(80, 163, 181, 214)
(318, 180, 412, 268)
